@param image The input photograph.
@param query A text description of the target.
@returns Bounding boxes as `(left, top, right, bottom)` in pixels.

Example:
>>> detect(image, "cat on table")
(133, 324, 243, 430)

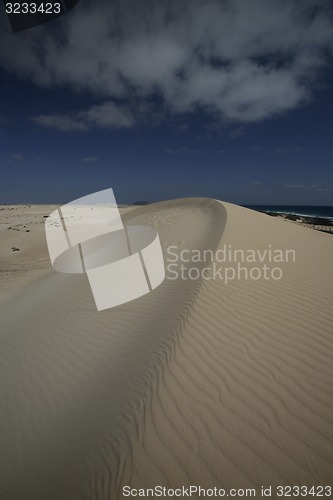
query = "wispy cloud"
(82, 157, 99, 162)
(1, 0, 333, 125)
(6, 153, 23, 161)
(271, 147, 305, 155)
(285, 184, 330, 192)
(165, 147, 199, 154)
(175, 124, 189, 132)
(31, 102, 135, 132)
(229, 127, 244, 138)
(249, 146, 305, 154)
(31, 114, 87, 132)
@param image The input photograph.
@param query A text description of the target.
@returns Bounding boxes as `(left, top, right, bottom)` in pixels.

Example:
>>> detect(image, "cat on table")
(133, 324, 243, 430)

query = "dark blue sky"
(0, 0, 332, 205)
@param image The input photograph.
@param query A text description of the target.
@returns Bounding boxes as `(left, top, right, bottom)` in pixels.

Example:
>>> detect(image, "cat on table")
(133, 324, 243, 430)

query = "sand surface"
(0, 199, 332, 500)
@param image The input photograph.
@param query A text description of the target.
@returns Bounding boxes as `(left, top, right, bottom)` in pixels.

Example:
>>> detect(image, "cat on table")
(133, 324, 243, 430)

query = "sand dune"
(0, 199, 332, 499)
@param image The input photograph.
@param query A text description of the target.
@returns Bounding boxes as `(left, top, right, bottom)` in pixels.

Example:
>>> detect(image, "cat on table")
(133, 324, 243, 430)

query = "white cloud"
(1, 0, 332, 126)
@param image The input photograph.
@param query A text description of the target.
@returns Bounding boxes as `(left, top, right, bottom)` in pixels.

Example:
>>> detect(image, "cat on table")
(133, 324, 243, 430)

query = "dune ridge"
(0, 199, 332, 499)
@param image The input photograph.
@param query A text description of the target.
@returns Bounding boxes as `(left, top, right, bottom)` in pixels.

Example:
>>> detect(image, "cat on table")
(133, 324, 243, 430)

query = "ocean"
(244, 205, 333, 222)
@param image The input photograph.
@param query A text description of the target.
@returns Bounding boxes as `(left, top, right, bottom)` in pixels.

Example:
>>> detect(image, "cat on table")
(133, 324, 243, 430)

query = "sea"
(244, 206, 333, 223)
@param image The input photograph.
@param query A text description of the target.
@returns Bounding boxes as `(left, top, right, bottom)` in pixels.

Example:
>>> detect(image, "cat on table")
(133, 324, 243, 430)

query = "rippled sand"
(0, 200, 332, 500)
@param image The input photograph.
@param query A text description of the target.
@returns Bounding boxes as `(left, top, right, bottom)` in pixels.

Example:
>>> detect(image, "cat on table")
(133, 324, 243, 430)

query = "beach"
(0, 199, 332, 500)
